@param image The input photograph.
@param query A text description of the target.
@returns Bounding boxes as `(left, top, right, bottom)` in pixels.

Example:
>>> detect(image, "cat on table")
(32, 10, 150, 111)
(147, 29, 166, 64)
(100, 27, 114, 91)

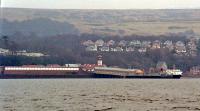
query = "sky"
(1, 0, 200, 9)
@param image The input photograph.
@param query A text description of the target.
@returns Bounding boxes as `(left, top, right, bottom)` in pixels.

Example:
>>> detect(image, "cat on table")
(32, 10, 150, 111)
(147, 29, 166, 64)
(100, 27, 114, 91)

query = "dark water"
(0, 79, 200, 111)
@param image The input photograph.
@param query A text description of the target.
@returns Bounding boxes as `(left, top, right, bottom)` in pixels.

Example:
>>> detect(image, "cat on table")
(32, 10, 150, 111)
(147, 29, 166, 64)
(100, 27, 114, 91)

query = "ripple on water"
(0, 79, 200, 111)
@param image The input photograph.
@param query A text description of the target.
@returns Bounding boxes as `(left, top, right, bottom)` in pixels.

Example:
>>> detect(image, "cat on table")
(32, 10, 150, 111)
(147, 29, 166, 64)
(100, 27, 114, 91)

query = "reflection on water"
(0, 79, 200, 111)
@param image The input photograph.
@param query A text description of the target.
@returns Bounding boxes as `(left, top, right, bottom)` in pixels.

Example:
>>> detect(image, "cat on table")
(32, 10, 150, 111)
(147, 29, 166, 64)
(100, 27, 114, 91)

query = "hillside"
(1, 8, 200, 36)
(1, 18, 79, 36)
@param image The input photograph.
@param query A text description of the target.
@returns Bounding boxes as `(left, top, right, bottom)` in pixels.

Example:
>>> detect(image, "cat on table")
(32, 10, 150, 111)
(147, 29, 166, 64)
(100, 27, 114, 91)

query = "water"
(0, 79, 200, 111)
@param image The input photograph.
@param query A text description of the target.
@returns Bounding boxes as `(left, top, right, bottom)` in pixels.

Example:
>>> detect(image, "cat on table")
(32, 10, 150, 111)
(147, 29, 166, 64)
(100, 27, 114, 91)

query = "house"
(100, 46, 110, 52)
(129, 40, 141, 47)
(188, 51, 197, 56)
(22, 52, 45, 57)
(47, 64, 61, 67)
(95, 39, 104, 46)
(0, 48, 10, 55)
(16, 50, 27, 55)
(151, 40, 161, 49)
(126, 47, 135, 52)
(111, 47, 123, 52)
(107, 40, 115, 46)
(82, 40, 94, 46)
(187, 41, 197, 51)
(164, 40, 173, 46)
(17, 50, 27, 53)
(175, 41, 185, 47)
(0, 48, 46, 57)
(187, 41, 197, 56)
(85, 45, 97, 51)
(138, 48, 147, 53)
(175, 46, 187, 54)
(118, 40, 127, 47)
(190, 66, 200, 75)
(142, 41, 151, 48)
(175, 41, 186, 54)
(163, 40, 174, 50)
(187, 36, 200, 43)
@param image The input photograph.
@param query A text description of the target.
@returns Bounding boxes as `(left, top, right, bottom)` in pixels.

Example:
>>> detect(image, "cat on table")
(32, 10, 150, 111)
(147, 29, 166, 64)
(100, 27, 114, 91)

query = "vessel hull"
(0, 73, 93, 79)
(0, 73, 181, 79)
(93, 73, 181, 79)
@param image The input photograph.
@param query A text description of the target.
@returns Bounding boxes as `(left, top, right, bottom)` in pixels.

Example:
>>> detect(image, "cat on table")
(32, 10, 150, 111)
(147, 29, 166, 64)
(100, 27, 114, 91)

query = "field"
(1, 8, 200, 36)
(75, 21, 200, 36)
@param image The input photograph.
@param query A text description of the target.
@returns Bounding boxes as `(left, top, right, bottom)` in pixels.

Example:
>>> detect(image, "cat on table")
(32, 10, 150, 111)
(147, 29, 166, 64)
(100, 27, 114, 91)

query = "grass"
(73, 21, 200, 36)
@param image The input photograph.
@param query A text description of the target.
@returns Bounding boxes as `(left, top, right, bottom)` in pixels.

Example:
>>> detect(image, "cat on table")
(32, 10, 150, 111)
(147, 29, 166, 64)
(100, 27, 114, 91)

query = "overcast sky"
(2, 0, 200, 9)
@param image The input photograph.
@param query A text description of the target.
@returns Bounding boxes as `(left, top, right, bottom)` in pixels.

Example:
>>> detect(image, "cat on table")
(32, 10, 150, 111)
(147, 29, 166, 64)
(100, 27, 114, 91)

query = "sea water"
(0, 79, 200, 111)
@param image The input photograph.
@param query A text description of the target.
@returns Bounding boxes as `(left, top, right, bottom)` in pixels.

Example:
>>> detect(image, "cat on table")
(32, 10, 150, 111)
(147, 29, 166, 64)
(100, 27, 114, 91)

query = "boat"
(0, 65, 93, 79)
(0, 55, 182, 79)
(0, 65, 182, 79)
(93, 67, 182, 79)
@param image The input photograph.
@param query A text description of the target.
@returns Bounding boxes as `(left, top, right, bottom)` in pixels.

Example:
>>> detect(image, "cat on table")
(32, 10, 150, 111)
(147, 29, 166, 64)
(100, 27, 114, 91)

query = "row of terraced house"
(82, 37, 199, 56)
(0, 48, 46, 57)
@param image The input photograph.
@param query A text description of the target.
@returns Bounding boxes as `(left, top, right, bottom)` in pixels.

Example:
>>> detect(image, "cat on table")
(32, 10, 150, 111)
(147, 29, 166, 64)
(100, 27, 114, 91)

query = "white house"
(82, 40, 94, 46)
(126, 47, 135, 52)
(95, 39, 104, 46)
(152, 40, 161, 49)
(129, 40, 141, 47)
(0, 48, 10, 55)
(163, 40, 174, 50)
(138, 48, 147, 53)
(111, 47, 123, 52)
(118, 40, 127, 47)
(100, 46, 110, 52)
(22, 52, 45, 57)
(85, 45, 98, 51)
(107, 40, 115, 46)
